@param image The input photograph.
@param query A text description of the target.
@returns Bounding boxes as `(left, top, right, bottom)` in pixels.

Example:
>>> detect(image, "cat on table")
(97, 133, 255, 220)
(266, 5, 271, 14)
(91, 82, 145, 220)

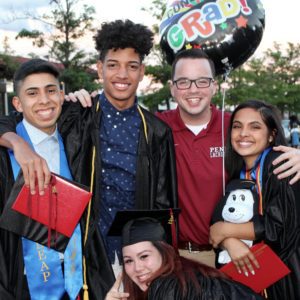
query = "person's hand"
(105, 273, 129, 300)
(209, 221, 227, 248)
(64, 89, 96, 107)
(223, 238, 260, 276)
(13, 137, 51, 195)
(273, 145, 300, 184)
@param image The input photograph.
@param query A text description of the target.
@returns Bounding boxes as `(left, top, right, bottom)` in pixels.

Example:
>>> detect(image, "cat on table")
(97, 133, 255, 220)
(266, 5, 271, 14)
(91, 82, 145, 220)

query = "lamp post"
(0, 79, 14, 115)
(0, 80, 7, 116)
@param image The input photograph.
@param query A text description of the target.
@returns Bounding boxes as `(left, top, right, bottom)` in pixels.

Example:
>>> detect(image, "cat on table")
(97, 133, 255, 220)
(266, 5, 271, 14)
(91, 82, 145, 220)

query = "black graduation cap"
(225, 179, 256, 193)
(108, 208, 181, 248)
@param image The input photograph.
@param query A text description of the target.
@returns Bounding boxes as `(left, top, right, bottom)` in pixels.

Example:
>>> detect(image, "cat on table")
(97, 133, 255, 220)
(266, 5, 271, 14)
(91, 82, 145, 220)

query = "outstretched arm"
(273, 145, 300, 184)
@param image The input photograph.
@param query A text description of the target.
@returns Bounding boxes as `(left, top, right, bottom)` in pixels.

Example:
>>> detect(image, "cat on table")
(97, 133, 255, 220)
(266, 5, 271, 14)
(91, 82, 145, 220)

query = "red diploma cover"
(11, 173, 91, 237)
(0, 172, 92, 252)
(220, 242, 291, 293)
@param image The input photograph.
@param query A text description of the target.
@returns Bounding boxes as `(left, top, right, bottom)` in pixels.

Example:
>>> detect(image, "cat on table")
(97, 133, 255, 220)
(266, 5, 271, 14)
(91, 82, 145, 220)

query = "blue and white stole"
(8, 122, 83, 300)
(240, 147, 271, 215)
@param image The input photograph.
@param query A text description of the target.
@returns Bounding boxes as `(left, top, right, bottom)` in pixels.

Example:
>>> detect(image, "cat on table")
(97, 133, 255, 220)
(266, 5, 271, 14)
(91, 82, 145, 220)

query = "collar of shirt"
(22, 118, 59, 146)
(100, 93, 138, 117)
(22, 119, 60, 173)
(186, 123, 208, 135)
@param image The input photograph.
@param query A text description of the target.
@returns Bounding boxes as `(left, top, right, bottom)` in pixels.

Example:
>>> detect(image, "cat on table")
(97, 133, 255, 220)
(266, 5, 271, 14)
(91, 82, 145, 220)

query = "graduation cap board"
(0, 172, 91, 253)
(108, 208, 180, 248)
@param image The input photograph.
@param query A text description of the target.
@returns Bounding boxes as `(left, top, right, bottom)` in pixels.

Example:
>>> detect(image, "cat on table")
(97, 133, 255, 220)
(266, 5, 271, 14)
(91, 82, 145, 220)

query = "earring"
(269, 137, 273, 143)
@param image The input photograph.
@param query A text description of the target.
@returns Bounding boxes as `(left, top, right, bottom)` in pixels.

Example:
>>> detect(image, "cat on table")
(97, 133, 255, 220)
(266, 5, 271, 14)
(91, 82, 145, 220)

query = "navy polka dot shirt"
(98, 94, 141, 263)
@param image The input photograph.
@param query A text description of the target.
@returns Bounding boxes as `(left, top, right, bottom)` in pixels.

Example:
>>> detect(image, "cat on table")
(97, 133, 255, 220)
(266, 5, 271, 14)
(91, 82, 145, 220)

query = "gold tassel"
(83, 284, 89, 300)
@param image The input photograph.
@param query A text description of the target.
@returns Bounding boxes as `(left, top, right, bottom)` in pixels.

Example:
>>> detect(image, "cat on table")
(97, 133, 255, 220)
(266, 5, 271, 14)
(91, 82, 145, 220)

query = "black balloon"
(159, 0, 265, 76)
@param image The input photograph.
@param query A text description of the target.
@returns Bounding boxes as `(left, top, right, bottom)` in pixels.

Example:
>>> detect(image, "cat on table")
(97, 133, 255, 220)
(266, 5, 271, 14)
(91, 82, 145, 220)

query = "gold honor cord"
(137, 105, 148, 144)
(83, 103, 147, 300)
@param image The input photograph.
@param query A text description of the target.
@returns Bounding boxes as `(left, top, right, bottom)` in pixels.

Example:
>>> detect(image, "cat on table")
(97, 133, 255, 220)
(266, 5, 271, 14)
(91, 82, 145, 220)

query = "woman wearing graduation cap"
(105, 209, 263, 300)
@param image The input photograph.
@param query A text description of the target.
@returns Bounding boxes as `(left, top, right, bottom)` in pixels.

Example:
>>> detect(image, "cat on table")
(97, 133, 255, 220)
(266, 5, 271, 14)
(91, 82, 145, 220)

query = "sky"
(0, 0, 299, 59)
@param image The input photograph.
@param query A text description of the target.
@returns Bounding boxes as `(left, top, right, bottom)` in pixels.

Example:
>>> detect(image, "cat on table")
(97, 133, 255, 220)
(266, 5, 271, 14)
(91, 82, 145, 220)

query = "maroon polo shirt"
(157, 105, 231, 245)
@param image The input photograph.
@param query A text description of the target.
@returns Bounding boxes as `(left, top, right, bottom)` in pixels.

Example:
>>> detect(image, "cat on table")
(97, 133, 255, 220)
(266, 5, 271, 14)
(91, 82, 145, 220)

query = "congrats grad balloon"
(160, 0, 265, 76)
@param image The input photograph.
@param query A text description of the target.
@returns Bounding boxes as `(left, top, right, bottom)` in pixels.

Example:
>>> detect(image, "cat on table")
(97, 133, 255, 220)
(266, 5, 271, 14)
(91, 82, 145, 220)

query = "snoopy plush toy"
(211, 179, 258, 266)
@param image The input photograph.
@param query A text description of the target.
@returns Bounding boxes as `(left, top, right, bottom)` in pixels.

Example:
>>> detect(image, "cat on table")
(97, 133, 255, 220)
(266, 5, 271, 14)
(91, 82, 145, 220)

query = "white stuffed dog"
(218, 188, 254, 264)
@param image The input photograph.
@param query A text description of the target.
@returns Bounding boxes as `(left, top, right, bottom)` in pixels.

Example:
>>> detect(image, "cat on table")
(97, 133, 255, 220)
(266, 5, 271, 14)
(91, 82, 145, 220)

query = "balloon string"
(221, 68, 231, 196)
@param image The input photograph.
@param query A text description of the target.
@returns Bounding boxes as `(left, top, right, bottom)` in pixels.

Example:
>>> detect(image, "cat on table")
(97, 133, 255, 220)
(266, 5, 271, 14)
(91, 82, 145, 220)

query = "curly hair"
(94, 19, 154, 62)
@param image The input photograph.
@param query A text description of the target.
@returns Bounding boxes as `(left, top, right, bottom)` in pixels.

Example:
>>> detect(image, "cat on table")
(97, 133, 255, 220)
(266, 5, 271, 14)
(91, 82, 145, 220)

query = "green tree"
(16, 0, 95, 69)
(140, 1, 173, 111)
(0, 54, 20, 80)
(60, 67, 98, 93)
(15, 0, 98, 93)
(218, 42, 300, 115)
(0, 36, 19, 80)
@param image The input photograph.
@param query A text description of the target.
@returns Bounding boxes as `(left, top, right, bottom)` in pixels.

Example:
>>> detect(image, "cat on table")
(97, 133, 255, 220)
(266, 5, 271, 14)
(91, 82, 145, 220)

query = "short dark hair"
(14, 59, 60, 95)
(94, 19, 154, 62)
(171, 49, 216, 80)
(225, 99, 287, 179)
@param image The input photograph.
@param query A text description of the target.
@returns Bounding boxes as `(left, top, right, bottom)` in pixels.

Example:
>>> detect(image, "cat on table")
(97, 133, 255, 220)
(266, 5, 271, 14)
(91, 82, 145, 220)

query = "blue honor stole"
(8, 122, 83, 300)
(240, 147, 271, 214)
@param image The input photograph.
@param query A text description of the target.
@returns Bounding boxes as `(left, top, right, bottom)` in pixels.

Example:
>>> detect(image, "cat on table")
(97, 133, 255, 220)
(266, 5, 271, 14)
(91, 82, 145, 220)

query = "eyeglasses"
(173, 77, 215, 90)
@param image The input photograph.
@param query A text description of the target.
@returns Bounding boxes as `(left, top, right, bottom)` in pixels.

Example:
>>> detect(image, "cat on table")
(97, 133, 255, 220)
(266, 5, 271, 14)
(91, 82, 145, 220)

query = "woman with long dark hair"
(210, 100, 300, 299)
(105, 214, 263, 299)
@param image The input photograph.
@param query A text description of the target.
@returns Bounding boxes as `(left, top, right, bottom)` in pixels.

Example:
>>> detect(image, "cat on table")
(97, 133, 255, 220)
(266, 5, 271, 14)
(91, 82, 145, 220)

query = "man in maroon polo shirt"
(157, 48, 300, 267)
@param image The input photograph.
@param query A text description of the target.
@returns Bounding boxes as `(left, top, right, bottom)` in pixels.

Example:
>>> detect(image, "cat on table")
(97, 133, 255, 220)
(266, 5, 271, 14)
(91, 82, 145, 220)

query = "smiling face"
(123, 241, 162, 291)
(231, 108, 273, 169)
(97, 47, 145, 111)
(170, 57, 217, 125)
(222, 189, 254, 223)
(13, 73, 64, 135)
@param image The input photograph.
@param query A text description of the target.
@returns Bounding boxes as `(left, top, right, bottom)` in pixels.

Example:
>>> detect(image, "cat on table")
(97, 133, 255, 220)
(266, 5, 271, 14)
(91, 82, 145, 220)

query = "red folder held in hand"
(220, 242, 290, 293)
(12, 173, 91, 237)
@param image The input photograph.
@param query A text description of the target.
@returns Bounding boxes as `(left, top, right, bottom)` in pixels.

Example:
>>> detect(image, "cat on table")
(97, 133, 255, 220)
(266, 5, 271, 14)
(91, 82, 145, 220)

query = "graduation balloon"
(159, 0, 265, 76)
